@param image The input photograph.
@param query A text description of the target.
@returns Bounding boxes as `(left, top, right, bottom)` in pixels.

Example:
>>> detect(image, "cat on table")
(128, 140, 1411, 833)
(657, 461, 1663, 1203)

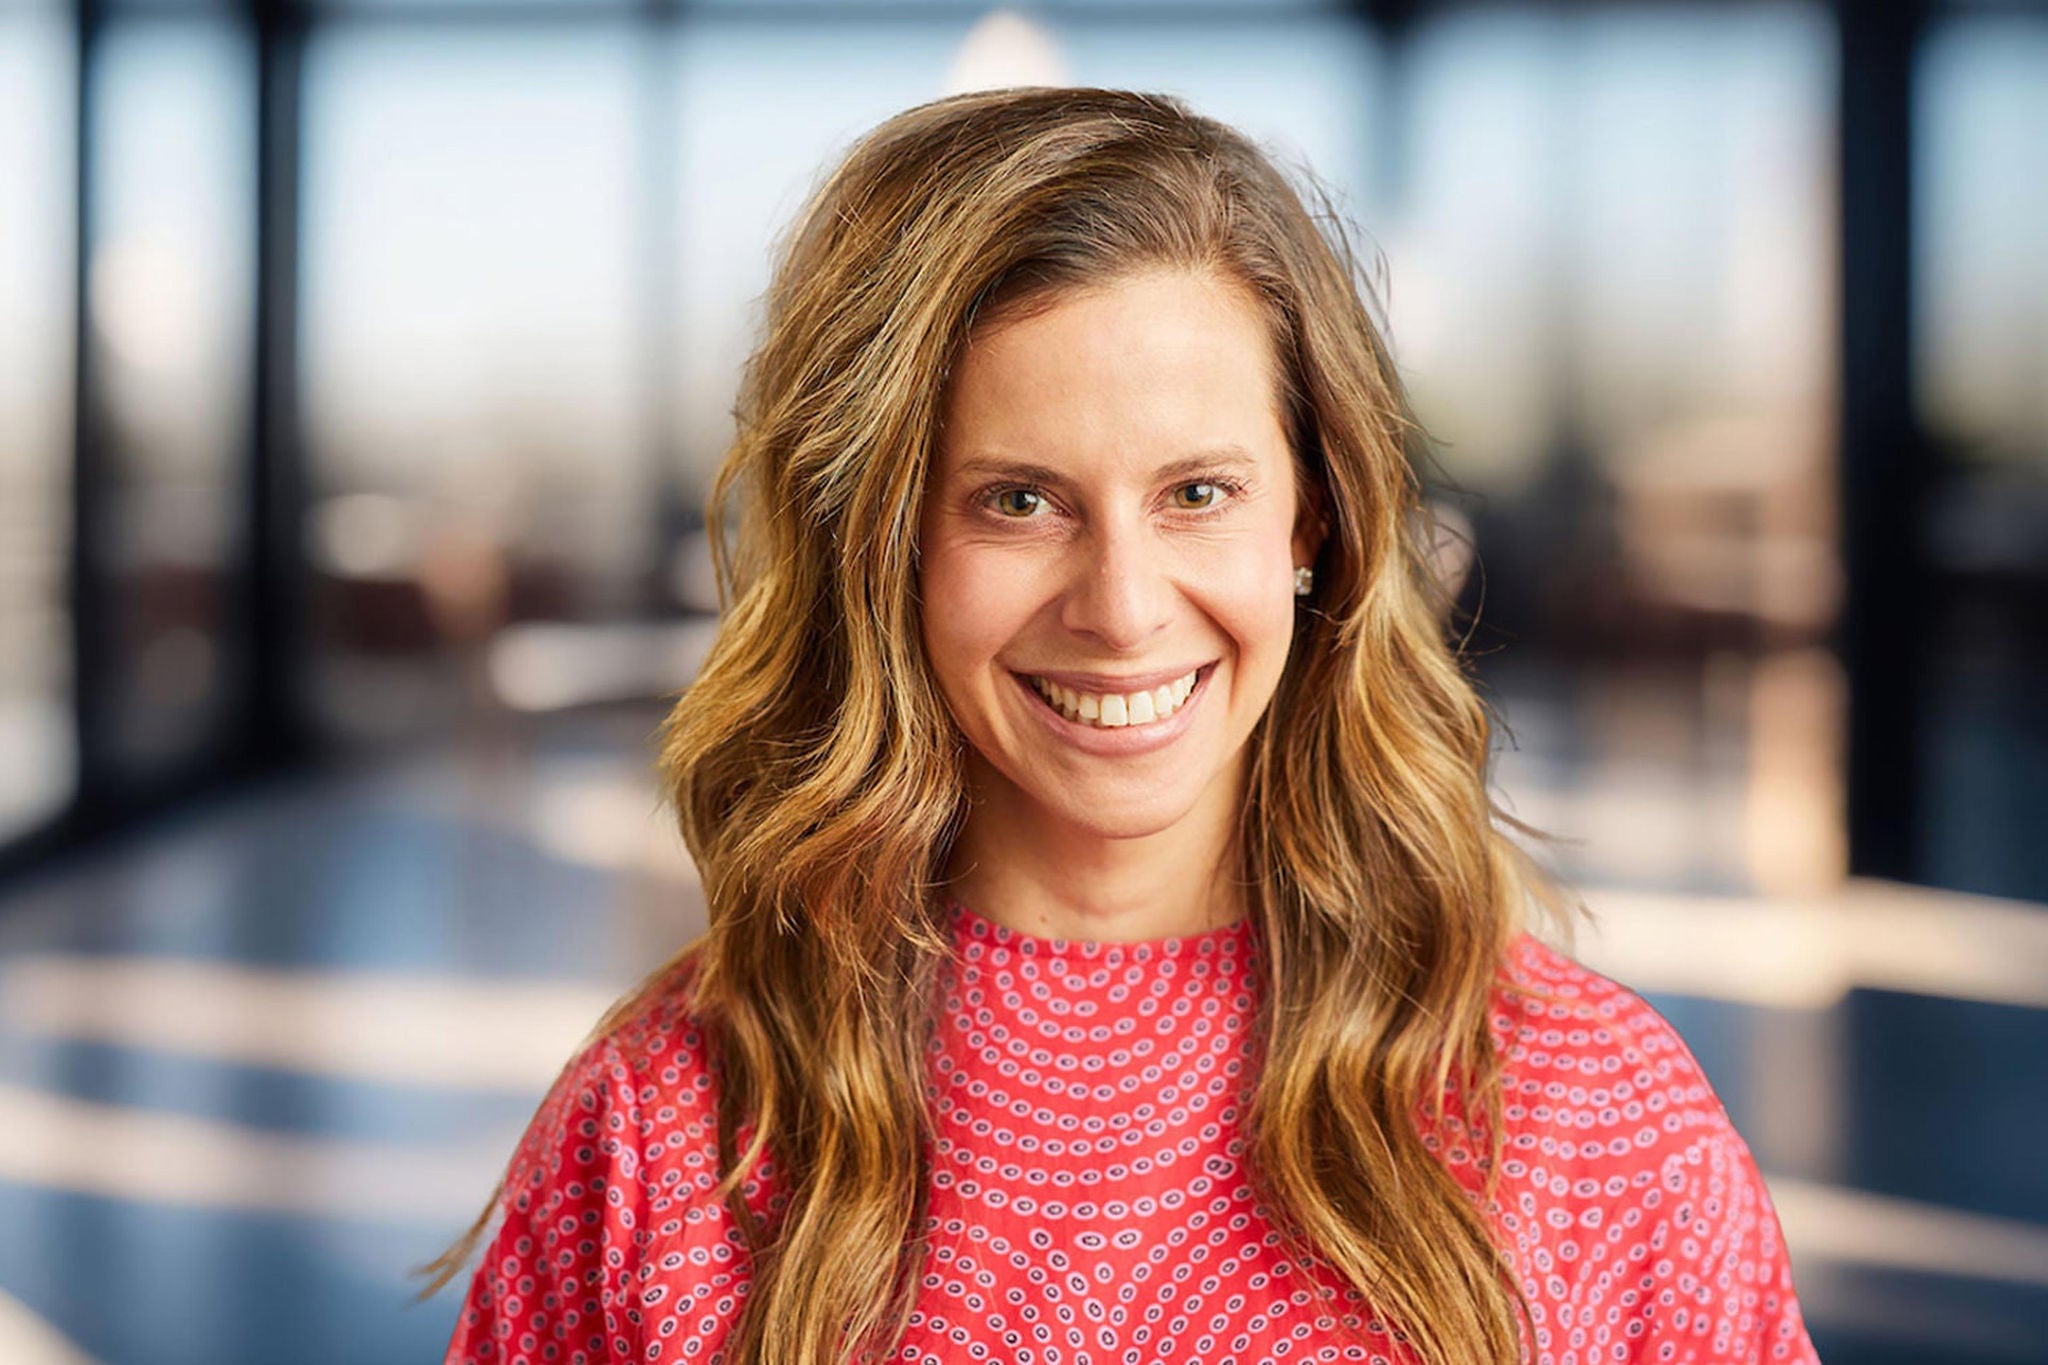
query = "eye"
(1171, 481, 1225, 510)
(991, 487, 1047, 518)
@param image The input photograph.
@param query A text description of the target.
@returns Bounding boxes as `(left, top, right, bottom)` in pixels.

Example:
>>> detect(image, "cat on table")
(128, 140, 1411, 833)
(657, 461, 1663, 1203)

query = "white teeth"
(1028, 669, 1202, 730)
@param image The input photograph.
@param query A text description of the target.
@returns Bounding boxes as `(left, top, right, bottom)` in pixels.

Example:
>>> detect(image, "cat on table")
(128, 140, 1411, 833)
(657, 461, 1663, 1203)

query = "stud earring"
(1293, 566, 1314, 597)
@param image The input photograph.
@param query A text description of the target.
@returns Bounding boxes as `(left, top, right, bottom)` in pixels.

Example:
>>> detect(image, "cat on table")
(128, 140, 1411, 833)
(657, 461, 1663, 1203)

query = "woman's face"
(919, 266, 1318, 843)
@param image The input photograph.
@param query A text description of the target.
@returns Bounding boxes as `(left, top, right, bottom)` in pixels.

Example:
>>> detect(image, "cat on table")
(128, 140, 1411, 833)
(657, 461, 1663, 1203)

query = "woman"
(426, 88, 1817, 1365)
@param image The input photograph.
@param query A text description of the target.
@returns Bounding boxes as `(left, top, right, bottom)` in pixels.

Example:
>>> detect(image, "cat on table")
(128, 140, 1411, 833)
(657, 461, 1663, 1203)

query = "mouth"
(1012, 663, 1215, 730)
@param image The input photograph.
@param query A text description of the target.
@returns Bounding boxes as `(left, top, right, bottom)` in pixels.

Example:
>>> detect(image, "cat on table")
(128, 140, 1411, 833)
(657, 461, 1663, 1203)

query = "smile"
(1008, 663, 1217, 750)
(1025, 668, 1199, 728)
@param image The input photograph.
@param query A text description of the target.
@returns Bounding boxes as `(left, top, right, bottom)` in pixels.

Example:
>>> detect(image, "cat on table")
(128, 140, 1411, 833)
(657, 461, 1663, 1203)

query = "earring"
(1293, 565, 1314, 597)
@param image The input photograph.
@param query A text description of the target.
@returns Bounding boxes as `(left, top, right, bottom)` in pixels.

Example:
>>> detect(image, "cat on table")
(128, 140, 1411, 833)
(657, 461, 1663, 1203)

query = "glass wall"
(1391, 4, 1840, 895)
(1915, 11, 2048, 901)
(300, 24, 648, 737)
(87, 16, 256, 781)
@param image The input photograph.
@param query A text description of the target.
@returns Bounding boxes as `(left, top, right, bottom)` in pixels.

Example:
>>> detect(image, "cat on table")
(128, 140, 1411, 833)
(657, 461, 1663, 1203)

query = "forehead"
(937, 267, 1289, 478)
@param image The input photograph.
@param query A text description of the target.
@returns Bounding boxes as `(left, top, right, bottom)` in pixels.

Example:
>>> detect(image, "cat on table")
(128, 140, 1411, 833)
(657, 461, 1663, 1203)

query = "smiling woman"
(422, 88, 1818, 1365)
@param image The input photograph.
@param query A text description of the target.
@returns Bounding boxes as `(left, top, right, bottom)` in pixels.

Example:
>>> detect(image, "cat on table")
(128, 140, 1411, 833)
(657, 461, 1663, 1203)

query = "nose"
(1059, 519, 1173, 652)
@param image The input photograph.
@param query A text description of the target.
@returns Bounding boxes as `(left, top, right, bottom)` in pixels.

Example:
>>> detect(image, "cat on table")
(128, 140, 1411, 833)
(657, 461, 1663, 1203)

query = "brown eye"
(994, 488, 1045, 518)
(1172, 482, 1221, 510)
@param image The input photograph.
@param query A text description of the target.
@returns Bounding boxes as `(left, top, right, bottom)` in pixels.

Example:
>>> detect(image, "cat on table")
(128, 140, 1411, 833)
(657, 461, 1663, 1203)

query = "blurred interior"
(1, 1, 2044, 1362)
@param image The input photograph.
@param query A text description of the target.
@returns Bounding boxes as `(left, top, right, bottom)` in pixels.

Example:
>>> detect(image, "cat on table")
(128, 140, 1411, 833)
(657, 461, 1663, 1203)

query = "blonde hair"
(419, 87, 1578, 1365)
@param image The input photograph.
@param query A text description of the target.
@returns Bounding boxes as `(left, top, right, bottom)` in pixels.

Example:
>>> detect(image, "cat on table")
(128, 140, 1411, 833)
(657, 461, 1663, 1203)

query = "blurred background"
(0, 0, 2043, 1360)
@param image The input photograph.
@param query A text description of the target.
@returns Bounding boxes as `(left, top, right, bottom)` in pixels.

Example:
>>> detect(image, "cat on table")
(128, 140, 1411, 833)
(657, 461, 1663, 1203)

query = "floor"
(0, 701, 2042, 1365)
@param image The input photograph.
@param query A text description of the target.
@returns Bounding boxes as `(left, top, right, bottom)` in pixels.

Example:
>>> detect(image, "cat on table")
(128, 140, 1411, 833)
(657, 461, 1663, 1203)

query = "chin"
(1064, 808, 1187, 842)
(1024, 778, 1206, 842)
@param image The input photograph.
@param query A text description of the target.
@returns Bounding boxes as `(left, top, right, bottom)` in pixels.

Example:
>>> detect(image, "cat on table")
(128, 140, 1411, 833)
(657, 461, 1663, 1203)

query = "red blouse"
(445, 901, 1818, 1364)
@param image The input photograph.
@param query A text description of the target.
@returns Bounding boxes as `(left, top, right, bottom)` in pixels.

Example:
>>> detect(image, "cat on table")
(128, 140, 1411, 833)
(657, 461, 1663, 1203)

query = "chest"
(891, 1154, 1410, 1365)
(878, 980, 1410, 1364)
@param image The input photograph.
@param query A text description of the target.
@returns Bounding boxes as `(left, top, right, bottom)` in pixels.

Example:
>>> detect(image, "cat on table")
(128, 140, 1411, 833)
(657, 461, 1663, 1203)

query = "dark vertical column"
(69, 0, 113, 836)
(1836, 0, 1929, 882)
(243, 0, 315, 769)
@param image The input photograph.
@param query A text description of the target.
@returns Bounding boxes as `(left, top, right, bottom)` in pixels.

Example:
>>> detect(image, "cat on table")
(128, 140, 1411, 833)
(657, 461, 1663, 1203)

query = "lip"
(1008, 662, 1215, 755)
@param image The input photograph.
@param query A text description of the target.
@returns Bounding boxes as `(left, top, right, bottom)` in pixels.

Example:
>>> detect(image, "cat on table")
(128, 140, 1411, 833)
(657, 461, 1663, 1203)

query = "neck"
(942, 753, 1247, 943)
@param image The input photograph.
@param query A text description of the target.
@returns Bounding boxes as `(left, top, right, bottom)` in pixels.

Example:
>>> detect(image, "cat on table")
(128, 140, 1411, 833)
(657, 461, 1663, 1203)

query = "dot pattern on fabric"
(445, 905, 1819, 1364)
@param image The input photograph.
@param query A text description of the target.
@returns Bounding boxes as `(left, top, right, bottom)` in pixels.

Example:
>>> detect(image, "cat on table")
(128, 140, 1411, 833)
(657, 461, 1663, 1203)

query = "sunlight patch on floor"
(0, 1083, 514, 1223)
(0, 957, 621, 1089)
(1569, 878, 2048, 1010)
(1770, 1174, 2048, 1289)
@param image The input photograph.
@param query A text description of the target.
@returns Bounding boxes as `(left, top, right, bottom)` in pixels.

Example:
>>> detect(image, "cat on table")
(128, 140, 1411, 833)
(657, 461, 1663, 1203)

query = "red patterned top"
(445, 901, 1818, 1364)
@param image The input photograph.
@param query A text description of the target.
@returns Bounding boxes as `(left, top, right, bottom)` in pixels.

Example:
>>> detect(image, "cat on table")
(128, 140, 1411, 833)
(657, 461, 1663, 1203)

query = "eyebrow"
(950, 447, 1262, 484)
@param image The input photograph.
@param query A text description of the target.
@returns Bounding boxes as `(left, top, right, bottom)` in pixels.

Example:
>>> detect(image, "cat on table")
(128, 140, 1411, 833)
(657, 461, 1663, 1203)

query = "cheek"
(920, 540, 1032, 683)
(1205, 533, 1300, 650)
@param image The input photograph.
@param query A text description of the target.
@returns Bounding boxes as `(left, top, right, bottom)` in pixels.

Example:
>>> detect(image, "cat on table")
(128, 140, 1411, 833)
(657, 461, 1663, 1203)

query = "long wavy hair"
(419, 87, 1577, 1365)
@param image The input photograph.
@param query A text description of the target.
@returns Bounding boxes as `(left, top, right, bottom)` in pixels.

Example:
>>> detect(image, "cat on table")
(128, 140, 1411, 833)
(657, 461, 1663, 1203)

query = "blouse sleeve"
(1541, 1007, 1821, 1365)
(1491, 936, 1823, 1364)
(444, 1035, 651, 1365)
(1589, 1120, 1818, 1364)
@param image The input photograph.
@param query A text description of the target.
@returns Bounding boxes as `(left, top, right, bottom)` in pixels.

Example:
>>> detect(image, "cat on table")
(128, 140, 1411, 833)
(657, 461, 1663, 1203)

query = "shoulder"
(1480, 932, 1818, 1363)
(520, 979, 747, 1236)
(507, 983, 718, 1189)
(488, 975, 740, 1261)
(1490, 929, 1723, 1136)
(445, 974, 757, 1364)
(1483, 928, 1743, 1191)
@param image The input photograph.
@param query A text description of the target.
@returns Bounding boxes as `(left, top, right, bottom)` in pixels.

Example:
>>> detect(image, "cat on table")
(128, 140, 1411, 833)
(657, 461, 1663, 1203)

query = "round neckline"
(945, 896, 1254, 957)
